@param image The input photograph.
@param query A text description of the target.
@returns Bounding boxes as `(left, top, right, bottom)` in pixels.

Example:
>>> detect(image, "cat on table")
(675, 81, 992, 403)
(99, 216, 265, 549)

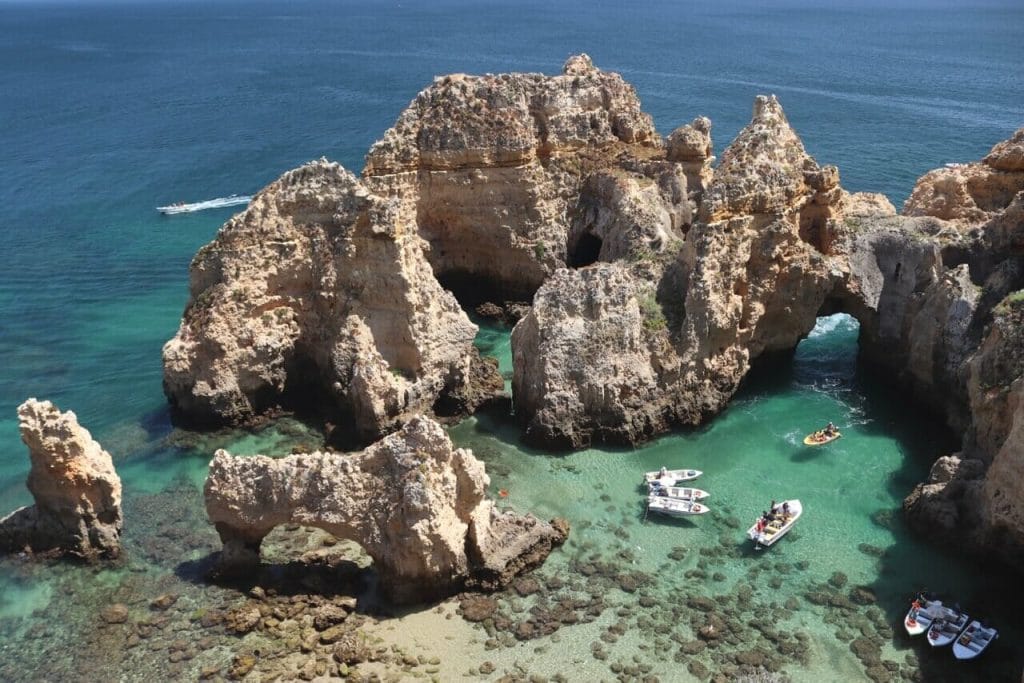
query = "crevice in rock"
(568, 231, 603, 268)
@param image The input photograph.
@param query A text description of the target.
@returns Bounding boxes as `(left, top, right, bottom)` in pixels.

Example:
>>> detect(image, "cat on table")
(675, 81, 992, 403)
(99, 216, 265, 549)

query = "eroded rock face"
(514, 95, 845, 446)
(903, 126, 1024, 224)
(162, 160, 498, 445)
(204, 416, 567, 603)
(363, 54, 667, 302)
(0, 399, 122, 559)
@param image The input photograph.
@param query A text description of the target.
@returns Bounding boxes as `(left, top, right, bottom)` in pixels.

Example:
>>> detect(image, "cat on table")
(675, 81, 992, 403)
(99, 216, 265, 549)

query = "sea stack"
(0, 399, 123, 559)
(162, 160, 501, 446)
(204, 415, 568, 603)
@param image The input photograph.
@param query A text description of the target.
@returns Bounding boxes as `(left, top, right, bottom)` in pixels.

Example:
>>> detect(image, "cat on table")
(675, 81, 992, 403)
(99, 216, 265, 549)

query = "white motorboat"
(643, 468, 702, 491)
(904, 598, 961, 636)
(646, 496, 709, 518)
(649, 485, 710, 501)
(904, 599, 940, 636)
(157, 194, 251, 215)
(952, 621, 998, 660)
(927, 609, 970, 647)
(746, 499, 802, 548)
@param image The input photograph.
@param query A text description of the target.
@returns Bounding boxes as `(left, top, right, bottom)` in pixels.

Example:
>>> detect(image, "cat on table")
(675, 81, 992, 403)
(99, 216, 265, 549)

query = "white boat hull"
(649, 486, 709, 501)
(647, 496, 709, 517)
(927, 611, 970, 647)
(904, 602, 939, 636)
(643, 469, 702, 491)
(746, 499, 802, 547)
(952, 621, 998, 660)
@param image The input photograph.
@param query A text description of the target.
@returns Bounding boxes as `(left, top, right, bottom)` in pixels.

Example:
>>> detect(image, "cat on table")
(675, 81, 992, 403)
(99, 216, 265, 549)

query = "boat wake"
(157, 194, 251, 215)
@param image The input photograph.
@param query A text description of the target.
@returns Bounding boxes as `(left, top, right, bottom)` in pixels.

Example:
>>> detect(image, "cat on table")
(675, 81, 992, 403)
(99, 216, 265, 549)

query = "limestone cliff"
(363, 54, 674, 303)
(162, 160, 499, 445)
(204, 416, 567, 603)
(903, 126, 1024, 224)
(513, 96, 846, 446)
(0, 399, 122, 559)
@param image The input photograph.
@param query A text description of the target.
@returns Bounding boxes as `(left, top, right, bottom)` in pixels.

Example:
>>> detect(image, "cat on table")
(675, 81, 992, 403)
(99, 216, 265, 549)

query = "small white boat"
(647, 496, 709, 518)
(157, 194, 251, 215)
(649, 485, 710, 501)
(905, 598, 941, 636)
(746, 500, 802, 548)
(927, 610, 970, 647)
(643, 468, 702, 491)
(952, 621, 998, 660)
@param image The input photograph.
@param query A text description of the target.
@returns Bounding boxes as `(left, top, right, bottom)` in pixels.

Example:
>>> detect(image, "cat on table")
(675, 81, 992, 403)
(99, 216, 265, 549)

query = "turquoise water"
(1, 0, 1023, 680)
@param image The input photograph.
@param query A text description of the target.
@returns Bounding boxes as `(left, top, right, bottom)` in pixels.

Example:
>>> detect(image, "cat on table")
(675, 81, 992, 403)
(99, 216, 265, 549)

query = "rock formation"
(363, 54, 675, 303)
(204, 415, 567, 603)
(514, 95, 848, 447)
(163, 160, 500, 446)
(0, 399, 122, 559)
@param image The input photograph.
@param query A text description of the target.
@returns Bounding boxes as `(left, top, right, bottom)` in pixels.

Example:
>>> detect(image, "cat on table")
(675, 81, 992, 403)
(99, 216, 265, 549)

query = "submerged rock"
(204, 415, 567, 603)
(0, 399, 122, 559)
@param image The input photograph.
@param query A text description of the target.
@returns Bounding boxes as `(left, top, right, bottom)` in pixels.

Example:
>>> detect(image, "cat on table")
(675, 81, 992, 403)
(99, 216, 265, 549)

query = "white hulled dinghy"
(647, 496, 709, 518)
(643, 468, 702, 492)
(952, 621, 998, 660)
(927, 609, 970, 647)
(746, 500, 802, 548)
(648, 484, 709, 501)
(904, 597, 961, 636)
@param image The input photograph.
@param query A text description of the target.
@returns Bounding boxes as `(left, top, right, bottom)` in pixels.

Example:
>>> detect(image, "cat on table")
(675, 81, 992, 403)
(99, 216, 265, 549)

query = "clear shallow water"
(0, 0, 1023, 680)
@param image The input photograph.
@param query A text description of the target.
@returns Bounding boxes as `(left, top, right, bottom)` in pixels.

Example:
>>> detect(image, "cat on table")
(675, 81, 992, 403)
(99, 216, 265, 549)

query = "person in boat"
(824, 421, 837, 437)
(782, 501, 791, 517)
(761, 510, 771, 525)
(659, 466, 668, 478)
(770, 500, 780, 516)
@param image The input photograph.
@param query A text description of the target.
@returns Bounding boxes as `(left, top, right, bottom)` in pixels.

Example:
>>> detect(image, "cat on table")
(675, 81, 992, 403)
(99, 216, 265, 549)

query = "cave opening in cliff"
(569, 232, 602, 268)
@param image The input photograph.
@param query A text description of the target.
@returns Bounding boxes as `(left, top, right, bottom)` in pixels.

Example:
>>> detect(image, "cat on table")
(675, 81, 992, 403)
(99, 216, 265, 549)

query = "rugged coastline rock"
(514, 95, 846, 446)
(162, 160, 500, 445)
(363, 54, 673, 303)
(0, 399, 122, 559)
(204, 415, 567, 603)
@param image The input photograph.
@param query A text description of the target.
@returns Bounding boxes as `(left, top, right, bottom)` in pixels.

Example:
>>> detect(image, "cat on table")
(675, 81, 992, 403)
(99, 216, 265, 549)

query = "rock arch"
(204, 416, 567, 604)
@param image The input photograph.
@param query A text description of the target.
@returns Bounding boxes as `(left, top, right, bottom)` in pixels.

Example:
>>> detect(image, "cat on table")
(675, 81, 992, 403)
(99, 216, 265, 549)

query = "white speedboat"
(927, 610, 970, 647)
(649, 485, 709, 501)
(905, 599, 940, 635)
(647, 496, 709, 518)
(157, 194, 251, 215)
(904, 598, 959, 636)
(746, 500, 802, 548)
(952, 621, 998, 659)
(643, 468, 702, 491)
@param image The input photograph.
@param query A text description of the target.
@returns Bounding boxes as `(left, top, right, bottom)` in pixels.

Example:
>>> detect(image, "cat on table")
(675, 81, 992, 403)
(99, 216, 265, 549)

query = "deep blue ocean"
(0, 1, 1022, 680)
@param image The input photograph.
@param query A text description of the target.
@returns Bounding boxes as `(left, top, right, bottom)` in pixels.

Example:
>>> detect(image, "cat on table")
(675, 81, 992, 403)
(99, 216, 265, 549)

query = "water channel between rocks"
(0, 314, 1021, 682)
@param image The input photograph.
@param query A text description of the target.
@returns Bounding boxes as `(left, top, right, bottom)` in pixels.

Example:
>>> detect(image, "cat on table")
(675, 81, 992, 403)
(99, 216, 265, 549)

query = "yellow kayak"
(803, 430, 841, 446)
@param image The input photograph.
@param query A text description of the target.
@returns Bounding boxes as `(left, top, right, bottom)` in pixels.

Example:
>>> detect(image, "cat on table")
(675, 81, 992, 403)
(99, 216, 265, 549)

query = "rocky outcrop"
(0, 399, 122, 559)
(514, 95, 846, 446)
(163, 160, 500, 445)
(363, 54, 669, 303)
(903, 126, 1024, 224)
(204, 416, 567, 603)
(666, 116, 714, 203)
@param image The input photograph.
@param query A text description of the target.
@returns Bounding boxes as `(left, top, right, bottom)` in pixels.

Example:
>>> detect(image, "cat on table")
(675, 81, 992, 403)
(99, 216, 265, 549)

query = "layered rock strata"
(363, 54, 679, 303)
(162, 160, 500, 445)
(204, 415, 567, 603)
(0, 399, 122, 559)
(514, 96, 848, 447)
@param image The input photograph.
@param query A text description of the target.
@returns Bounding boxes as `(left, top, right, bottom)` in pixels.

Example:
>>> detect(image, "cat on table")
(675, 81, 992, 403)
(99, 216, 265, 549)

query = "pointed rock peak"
(563, 53, 596, 76)
(751, 94, 789, 126)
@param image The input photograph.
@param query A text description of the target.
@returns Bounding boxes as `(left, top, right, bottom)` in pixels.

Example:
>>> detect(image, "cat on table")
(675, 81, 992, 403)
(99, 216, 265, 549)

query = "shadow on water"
(746, 316, 1024, 681)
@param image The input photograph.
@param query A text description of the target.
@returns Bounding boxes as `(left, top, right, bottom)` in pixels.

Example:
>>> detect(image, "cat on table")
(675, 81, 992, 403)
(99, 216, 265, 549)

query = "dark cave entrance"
(568, 232, 603, 268)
